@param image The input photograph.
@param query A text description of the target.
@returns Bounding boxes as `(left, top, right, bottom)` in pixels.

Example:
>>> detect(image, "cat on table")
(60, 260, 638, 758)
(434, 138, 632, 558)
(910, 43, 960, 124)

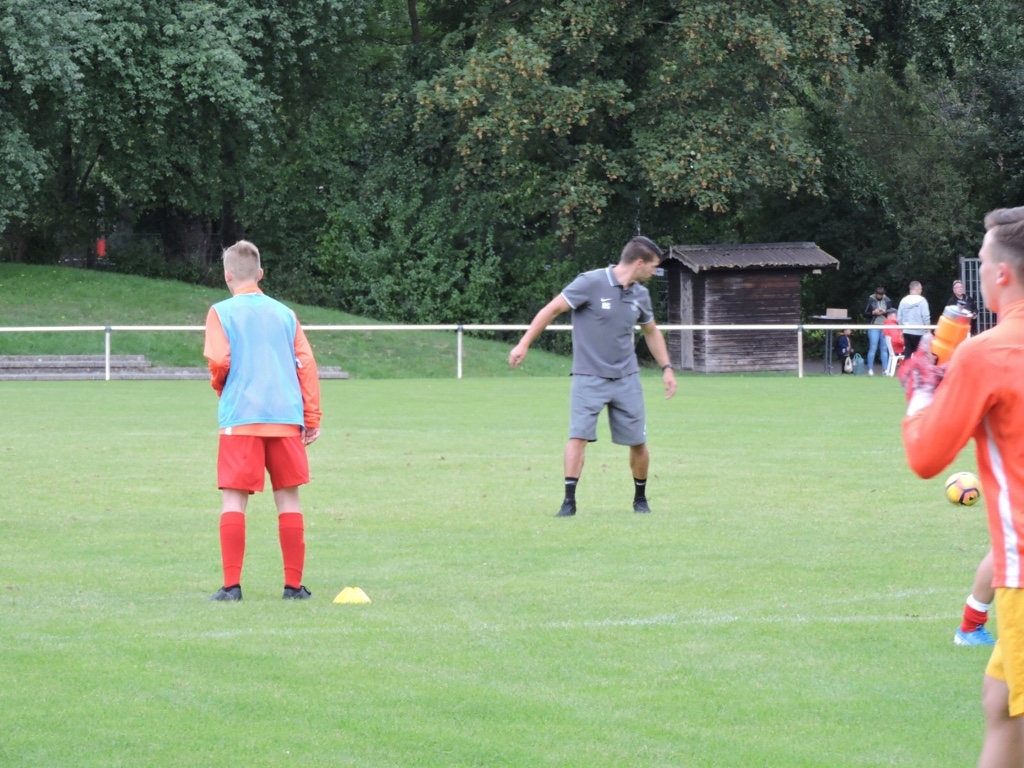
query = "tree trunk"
(6, 225, 28, 263)
(407, 0, 421, 44)
(220, 201, 244, 254)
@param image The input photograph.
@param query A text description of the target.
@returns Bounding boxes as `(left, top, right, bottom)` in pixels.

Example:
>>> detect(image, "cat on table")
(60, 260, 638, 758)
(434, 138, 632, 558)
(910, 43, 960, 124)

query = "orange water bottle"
(931, 305, 972, 364)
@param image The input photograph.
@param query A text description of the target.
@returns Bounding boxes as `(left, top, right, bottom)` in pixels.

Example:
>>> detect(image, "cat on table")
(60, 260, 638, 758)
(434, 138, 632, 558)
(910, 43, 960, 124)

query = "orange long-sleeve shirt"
(884, 317, 904, 355)
(903, 299, 1024, 588)
(203, 286, 321, 437)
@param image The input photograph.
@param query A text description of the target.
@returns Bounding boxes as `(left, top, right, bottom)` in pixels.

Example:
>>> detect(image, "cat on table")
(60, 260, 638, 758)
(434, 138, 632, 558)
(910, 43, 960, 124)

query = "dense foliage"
(2, 0, 1022, 322)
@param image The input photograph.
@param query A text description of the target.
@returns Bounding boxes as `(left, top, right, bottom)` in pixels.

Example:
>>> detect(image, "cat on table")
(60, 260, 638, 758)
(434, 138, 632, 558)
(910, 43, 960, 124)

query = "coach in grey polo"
(508, 236, 677, 517)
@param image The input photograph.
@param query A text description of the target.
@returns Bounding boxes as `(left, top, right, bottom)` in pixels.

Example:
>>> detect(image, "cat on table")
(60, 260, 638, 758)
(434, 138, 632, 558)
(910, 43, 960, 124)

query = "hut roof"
(664, 242, 839, 273)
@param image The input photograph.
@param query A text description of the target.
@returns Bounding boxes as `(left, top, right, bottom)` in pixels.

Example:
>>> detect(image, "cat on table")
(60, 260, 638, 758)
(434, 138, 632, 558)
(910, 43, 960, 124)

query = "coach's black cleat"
(283, 585, 313, 600)
(632, 499, 652, 514)
(210, 585, 242, 601)
(556, 500, 577, 517)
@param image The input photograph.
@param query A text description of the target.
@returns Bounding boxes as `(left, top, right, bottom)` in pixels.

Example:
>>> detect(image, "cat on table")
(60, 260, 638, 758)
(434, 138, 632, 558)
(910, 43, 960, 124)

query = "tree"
(858, 0, 1018, 79)
(635, 0, 864, 214)
(0, 0, 101, 256)
(413, 0, 866, 246)
(0, 0, 368, 270)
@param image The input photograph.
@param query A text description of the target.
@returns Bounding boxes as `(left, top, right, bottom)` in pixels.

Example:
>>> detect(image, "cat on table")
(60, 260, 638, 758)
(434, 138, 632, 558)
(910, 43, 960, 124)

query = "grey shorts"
(569, 373, 647, 446)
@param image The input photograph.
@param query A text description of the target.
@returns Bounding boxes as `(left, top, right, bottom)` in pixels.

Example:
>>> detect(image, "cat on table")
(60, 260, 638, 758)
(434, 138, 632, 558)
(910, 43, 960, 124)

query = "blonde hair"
(223, 240, 261, 282)
(984, 207, 1024, 282)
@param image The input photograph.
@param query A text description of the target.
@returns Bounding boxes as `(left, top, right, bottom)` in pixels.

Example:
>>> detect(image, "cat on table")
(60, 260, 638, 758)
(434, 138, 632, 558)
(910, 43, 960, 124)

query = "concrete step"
(0, 371, 205, 381)
(0, 354, 150, 369)
(315, 367, 349, 379)
(0, 355, 350, 381)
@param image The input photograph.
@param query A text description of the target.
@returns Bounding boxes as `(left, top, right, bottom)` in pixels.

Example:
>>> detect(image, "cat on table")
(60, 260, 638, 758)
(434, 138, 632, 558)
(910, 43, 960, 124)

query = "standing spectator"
(883, 308, 904, 375)
(204, 240, 322, 601)
(508, 235, 677, 517)
(897, 281, 931, 357)
(900, 205, 1024, 765)
(947, 279, 979, 334)
(863, 285, 893, 376)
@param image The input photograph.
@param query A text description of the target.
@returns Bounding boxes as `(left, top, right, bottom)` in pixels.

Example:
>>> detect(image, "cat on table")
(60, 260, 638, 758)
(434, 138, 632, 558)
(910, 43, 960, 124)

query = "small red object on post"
(96, 238, 107, 258)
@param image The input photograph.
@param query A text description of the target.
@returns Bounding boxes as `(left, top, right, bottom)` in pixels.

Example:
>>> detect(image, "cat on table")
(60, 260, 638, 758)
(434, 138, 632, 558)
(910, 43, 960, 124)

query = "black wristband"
(661, 363, 672, 371)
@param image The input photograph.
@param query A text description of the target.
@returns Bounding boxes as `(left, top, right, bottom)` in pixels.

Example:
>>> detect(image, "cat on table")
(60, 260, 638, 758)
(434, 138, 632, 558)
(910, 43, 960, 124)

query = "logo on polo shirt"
(601, 297, 612, 310)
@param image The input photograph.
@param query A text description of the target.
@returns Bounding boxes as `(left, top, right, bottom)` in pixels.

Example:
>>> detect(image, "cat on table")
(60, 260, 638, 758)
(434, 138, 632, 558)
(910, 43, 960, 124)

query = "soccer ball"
(945, 471, 981, 506)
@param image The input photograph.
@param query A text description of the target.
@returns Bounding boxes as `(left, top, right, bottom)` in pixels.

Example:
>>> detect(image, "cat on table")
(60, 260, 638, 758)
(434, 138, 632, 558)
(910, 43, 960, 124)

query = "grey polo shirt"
(561, 266, 655, 379)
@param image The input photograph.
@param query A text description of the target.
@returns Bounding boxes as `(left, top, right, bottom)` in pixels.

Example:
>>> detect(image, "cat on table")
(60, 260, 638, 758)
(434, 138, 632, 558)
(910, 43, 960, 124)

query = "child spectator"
(884, 307, 904, 376)
(836, 329, 854, 373)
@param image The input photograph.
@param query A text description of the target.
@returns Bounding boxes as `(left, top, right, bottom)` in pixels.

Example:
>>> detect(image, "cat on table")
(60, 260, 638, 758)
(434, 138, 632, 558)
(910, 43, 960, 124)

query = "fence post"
(797, 326, 804, 379)
(105, 326, 112, 381)
(456, 325, 464, 379)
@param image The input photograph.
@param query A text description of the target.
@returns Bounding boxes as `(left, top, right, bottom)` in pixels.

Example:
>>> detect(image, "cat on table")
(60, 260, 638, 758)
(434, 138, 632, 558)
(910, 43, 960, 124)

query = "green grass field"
(1, 374, 990, 767)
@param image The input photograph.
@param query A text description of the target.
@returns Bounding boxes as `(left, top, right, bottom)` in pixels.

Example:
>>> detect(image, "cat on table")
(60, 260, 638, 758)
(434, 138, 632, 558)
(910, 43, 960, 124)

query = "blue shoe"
(954, 627, 995, 646)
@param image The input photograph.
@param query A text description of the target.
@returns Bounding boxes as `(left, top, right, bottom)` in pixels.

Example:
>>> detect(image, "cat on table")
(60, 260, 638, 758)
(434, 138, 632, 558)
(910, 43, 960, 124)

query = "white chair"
(884, 335, 903, 377)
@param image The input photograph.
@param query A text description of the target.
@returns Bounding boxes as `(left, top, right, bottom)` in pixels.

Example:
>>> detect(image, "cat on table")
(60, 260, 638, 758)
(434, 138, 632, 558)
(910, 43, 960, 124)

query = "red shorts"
(217, 435, 309, 493)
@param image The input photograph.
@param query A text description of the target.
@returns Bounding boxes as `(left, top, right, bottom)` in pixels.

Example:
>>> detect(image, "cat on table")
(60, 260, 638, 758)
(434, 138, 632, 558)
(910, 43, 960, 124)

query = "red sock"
(961, 603, 989, 633)
(219, 511, 246, 587)
(278, 512, 305, 589)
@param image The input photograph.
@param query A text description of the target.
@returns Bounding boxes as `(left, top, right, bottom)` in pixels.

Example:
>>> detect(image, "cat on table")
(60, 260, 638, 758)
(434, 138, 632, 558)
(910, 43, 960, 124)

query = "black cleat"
(210, 585, 242, 601)
(633, 499, 652, 514)
(283, 585, 313, 600)
(556, 500, 577, 517)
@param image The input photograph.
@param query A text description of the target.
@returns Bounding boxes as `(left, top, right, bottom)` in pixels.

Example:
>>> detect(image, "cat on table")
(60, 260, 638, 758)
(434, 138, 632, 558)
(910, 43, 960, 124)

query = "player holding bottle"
(204, 240, 322, 601)
(900, 206, 1024, 766)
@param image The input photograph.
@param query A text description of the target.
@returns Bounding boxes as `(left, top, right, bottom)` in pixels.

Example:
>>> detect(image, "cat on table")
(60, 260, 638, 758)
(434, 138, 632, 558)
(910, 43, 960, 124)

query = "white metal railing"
(0, 322, 937, 380)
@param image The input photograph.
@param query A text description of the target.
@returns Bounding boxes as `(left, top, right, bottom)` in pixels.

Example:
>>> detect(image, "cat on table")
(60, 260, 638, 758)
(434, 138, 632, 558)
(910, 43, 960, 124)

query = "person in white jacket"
(897, 281, 931, 356)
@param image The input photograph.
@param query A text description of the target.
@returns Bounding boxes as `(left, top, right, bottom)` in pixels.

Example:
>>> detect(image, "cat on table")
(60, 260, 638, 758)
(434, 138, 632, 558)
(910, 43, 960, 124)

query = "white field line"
(13, 610, 956, 644)
(9, 588, 956, 644)
(181, 610, 956, 642)
(195, 588, 957, 639)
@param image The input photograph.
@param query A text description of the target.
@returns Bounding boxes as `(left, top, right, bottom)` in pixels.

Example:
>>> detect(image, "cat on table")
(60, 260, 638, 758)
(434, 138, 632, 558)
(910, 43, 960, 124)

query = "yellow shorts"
(985, 588, 1024, 717)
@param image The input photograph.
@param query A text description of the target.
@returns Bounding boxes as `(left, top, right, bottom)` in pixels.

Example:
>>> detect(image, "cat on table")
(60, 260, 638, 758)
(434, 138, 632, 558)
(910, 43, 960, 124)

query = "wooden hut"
(662, 242, 839, 373)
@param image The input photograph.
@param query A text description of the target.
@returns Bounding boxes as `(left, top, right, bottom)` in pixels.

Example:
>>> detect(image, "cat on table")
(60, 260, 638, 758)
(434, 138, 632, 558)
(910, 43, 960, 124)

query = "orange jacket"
(903, 299, 1024, 588)
(883, 317, 904, 355)
(203, 286, 321, 437)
